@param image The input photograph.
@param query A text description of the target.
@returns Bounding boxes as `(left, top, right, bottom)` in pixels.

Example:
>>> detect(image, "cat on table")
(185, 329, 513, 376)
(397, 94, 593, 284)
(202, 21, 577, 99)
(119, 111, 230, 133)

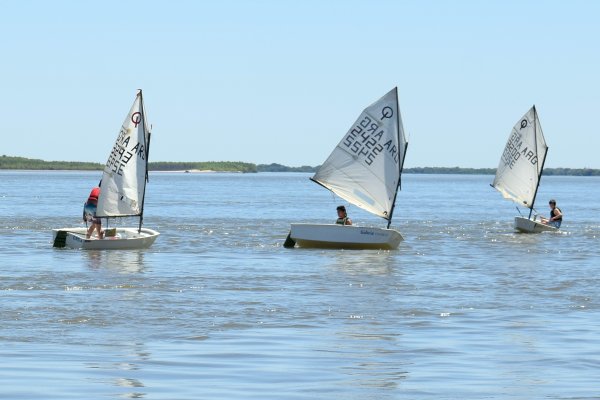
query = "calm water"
(1, 171, 599, 399)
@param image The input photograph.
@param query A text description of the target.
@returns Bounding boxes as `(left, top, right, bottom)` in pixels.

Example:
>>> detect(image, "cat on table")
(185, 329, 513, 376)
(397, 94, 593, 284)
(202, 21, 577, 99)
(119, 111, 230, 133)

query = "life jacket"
(551, 207, 562, 221)
(336, 217, 348, 225)
(87, 187, 100, 205)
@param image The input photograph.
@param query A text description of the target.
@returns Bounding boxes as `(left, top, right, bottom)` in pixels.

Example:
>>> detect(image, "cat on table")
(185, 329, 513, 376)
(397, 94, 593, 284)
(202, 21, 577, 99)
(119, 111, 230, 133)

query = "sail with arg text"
(96, 92, 150, 218)
(492, 106, 547, 209)
(311, 87, 407, 220)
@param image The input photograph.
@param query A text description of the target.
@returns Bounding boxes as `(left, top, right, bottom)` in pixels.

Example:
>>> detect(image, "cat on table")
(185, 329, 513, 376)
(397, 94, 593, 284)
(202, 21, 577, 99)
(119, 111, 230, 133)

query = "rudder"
(53, 230, 68, 248)
(283, 233, 296, 248)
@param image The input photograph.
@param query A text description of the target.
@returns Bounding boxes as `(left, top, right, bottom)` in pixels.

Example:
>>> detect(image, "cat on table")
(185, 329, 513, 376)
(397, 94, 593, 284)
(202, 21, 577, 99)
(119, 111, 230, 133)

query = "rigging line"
(330, 190, 337, 204)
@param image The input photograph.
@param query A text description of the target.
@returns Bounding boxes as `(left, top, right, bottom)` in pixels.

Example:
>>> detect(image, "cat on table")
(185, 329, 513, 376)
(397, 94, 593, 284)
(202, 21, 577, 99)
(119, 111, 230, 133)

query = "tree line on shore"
(0, 156, 257, 173)
(2, 156, 600, 176)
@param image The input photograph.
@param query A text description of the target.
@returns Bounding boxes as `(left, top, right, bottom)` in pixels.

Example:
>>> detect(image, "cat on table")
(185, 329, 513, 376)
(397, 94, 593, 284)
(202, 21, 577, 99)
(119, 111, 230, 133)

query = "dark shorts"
(549, 220, 561, 228)
(84, 203, 101, 224)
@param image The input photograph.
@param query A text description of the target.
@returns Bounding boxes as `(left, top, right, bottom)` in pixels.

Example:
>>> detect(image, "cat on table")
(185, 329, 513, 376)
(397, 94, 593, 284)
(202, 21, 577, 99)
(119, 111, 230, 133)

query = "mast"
(137, 89, 151, 233)
(386, 87, 405, 229)
(527, 105, 547, 219)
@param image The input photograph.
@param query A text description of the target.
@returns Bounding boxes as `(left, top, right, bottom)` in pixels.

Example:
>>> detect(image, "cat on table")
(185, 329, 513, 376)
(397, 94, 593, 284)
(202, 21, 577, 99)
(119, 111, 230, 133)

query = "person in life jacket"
(541, 199, 562, 228)
(83, 181, 103, 239)
(335, 205, 352, 225)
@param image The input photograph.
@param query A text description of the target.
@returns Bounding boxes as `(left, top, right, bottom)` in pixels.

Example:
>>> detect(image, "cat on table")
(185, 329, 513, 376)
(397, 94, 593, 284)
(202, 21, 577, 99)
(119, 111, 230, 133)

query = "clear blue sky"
(0, 0, 598, 168)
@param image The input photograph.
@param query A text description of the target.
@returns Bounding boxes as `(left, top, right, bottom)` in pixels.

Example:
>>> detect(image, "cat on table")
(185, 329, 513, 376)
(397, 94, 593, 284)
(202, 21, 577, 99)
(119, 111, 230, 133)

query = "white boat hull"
(514, 216, 558, 233)
(52, 227, 160, 249)
(288, 223, 403, 250)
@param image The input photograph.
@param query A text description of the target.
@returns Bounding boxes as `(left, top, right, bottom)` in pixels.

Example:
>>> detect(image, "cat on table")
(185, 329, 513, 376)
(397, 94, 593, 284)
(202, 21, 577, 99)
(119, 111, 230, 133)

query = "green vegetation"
(149, 161, 257, 173)
(404, 167, 496, 175)
(249, 165, 600, 176)
(542, 168, 600, 176)
(257, 163, 318, 172)
(403, 167, 600, 176)
(3, 155, 600, 176)
(0, 155, 103, 170)
(0, 156, 256, 172)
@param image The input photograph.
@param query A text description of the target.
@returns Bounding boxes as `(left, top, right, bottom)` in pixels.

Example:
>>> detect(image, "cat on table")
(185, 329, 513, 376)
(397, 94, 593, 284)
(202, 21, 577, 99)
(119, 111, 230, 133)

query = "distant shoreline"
(1, 156, 600, 176)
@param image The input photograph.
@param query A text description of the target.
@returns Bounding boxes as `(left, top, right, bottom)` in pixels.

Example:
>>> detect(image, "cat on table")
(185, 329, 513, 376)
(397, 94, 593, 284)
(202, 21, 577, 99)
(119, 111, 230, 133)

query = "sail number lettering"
(342, 115, 398, 166)
(501, 130, 538, 169)
(105, 126, 146, 176)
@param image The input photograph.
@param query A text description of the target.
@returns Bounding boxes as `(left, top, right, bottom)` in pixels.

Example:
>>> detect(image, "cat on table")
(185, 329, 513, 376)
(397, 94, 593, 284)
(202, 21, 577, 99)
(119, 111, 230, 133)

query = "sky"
(0, 0, 598, 168)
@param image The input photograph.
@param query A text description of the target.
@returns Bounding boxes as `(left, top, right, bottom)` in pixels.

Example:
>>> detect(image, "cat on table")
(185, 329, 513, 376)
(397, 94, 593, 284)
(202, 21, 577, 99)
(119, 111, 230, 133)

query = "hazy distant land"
(1, 156, 600, 176)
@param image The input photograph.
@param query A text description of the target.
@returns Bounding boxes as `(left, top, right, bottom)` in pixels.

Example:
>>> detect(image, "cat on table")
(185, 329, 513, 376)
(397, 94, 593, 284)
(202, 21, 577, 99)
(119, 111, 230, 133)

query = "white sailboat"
(491, 105, 556, 233)
(53, 90, 160, 249)
(285, 87, 408, 249)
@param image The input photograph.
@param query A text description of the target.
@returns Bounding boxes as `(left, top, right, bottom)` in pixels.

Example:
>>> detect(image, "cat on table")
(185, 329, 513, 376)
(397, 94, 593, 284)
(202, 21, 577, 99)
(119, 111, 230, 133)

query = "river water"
(1, 171, 599, 399)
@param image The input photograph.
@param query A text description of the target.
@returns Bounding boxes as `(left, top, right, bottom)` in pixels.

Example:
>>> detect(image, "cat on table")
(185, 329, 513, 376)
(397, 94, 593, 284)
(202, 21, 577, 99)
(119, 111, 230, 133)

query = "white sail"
(96, 91, 150, 218)
(312, 87, 407, 220)
(492, 106, 547, 209)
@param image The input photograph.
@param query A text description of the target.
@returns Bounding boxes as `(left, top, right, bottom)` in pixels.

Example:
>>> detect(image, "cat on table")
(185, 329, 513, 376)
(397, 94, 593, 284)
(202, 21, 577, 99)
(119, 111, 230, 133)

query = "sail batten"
(311, 88, 408, 221)
(96, 91, 151, 219)
(492, 106, 547, 209)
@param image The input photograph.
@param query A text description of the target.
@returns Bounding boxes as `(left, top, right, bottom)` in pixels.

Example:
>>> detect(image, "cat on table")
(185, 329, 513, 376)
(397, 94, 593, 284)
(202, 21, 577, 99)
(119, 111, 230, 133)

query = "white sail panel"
(492, 106, 547, 208)
(96, 92, 150, 217)
(312, 88, 407, 220)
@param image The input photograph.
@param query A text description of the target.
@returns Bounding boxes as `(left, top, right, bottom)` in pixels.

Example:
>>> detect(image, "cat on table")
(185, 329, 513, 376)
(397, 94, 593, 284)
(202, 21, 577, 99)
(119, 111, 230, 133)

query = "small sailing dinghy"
(53, 90, 160, 249)
(285, 87, 408, 249)
(491, 105, 557, 233)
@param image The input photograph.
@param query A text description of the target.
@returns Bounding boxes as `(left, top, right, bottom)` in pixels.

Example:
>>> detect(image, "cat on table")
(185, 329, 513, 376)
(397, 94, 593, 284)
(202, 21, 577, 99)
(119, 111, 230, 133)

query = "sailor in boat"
(540, 199, 563, 228)
(83, 181, 104, 239)
(335, 205, 352, 225)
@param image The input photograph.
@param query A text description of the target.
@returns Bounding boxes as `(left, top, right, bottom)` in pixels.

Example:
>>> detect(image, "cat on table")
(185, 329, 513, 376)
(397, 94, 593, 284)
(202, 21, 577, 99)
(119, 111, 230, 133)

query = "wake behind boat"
(53, 90, 160, 249)
(491, 105, 557, 233)
(285, 87, 408, 250)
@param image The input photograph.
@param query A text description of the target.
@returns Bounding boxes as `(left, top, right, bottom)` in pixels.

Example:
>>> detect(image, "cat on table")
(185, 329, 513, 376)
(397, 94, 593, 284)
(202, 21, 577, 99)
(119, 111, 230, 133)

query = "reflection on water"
(83, 342, 149, 399)
(84, 250, 146, 274)
(326, 250, 398, 276)
(1, 172, 600, 399)
(334, 326, 407, 390)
